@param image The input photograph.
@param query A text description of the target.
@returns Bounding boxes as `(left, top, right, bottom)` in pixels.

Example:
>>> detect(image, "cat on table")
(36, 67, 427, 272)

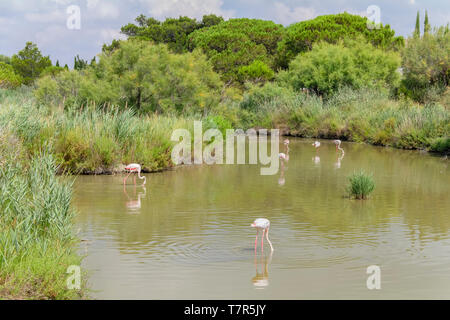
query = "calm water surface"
(74, 139, 450, 299)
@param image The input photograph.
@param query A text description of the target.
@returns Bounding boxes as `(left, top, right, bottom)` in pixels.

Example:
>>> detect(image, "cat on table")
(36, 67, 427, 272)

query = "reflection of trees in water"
(74, 139, 450, 252)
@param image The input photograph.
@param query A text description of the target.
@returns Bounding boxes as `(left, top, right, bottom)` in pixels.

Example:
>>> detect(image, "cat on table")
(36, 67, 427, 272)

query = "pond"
(74, 138, 450, 299)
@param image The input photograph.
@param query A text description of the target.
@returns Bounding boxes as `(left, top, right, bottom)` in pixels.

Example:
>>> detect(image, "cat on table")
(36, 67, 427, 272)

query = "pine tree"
(424, 10, 430, 34)
(56, 60, 60, 67)
(414, 11, 420, 37)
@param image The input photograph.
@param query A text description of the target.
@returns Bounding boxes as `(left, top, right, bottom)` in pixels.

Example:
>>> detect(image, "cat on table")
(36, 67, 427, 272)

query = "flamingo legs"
(255, 228, 273, 253)
(123, 170, 138, 185)
(123, 171, 133, 185)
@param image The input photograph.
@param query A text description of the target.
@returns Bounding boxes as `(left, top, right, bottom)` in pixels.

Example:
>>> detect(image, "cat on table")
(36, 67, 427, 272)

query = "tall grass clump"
(0, 148, 84, 299)
(346, 170, 375, 200)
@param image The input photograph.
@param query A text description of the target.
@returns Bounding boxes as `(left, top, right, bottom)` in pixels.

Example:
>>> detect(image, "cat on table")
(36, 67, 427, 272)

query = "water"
(74, 138, 450, 299)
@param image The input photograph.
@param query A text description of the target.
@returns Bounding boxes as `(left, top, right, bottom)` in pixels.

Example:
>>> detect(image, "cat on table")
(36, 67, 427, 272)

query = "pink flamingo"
(123, 163, 146, 185)
(251, 218, 274, 253)
(333, 139, 345, 154)
(278, 139, 290, 161)
(312, 141, 320, 150)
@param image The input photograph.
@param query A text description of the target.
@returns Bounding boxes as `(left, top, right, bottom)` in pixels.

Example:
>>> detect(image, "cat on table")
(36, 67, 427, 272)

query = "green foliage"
(0, 148, 84, 299)
(346, 170, 375, 199)
(240, 82, 297, 112)
(188, 18, 284, 83)
(277, 13, 404, 68)
(120, 14, 223, 53)
(401, 26, 450, 103)
(280, 38, 401, 96)
(0, 54, 10, 64)
(415, 11, 420, 37)
(238, 60, 274, 84)
(10, 42, 51, 84)
(0, 62, 23, 88)
(424, 10, 430, 35)
(429, 137, 450, 154)
(35, 40, 223, 115)
(40, 65, 66, 78)
(74, 54, 88, 70)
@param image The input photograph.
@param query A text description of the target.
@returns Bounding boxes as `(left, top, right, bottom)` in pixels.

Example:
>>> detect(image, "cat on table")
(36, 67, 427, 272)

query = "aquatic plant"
(346, 170, 375, 200)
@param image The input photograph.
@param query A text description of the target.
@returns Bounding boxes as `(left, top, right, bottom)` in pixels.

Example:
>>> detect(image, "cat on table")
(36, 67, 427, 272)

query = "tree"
(0, 54, 10, 64)
(188, 18, 284, 83)
(424, 10, 430, 35)
(56, 60, 60, 67)
(35, 40, 224, 115)
(10, 42, 51, 84)
(120, 15, 223, 54)
(401, 26, 450, 102)
(74, 55, 88, 70)
(415, 11, 420, 37)
(277, 13, 404, 69)
(0, 62, 23, 88)
(278, 38, 401, 97)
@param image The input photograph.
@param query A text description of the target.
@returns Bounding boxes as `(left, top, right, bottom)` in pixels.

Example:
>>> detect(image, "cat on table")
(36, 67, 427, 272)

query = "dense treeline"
(0, 12, 449, 145)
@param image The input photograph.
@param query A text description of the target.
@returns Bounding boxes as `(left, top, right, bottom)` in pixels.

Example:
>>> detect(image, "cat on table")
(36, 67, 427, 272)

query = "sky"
(0, 0, 448, 67)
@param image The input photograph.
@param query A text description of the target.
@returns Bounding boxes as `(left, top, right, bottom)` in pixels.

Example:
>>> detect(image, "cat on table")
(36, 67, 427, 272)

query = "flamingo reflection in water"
(334, 151, 345, 169)
(123, 184, 146, 213)
(278, 159, 286, 186)
(252, 252, 273, 289)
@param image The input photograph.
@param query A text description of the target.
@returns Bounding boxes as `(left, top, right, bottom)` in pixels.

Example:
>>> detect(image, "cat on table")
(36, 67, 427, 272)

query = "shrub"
(279, 39, 401, 96)
(238, 60, 274, 84)
(346, 170, 375, 199)
(429, 137, 450, 154)
(401, 26, 450, 103)
(0, 62, 23, 89)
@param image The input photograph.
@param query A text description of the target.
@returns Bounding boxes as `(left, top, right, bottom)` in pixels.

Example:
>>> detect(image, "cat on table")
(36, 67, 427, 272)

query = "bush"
(401, 26, 450, 103)
(277, 13, 404, 68)
(238, 60, 274, 84)
(429, 137, 450, 154)
(0, 62, 23, 89)
(346, 170, 375, 199)
(279, 39, 401, 96)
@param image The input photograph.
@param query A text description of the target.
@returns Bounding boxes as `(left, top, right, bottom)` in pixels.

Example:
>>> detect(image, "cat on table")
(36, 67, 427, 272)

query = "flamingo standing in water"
(312, 141, 320, 150)
(251, 218, 274, 253)
(333, 139, 345, 154)
(123, 163, 146, 185)
(278, 139, 290, 161)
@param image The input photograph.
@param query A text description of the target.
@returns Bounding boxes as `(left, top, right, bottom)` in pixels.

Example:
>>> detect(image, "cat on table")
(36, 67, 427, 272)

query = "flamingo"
(251, 218, 274, 253)
(278, 139, 290, 161)
(123, 163, 146, 185)
(312, 141, 320, 149)
(333, 139, 345, 154)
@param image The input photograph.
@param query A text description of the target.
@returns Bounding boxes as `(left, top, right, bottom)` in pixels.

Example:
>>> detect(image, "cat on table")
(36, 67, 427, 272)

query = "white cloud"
(97, 28, 127, 45)
(24, 9, 66, 23)
(273, 2, 316, 25)
(93, 1, 120, 19)
(138, 0, 234, 20)
(34, 25, 68, 45)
